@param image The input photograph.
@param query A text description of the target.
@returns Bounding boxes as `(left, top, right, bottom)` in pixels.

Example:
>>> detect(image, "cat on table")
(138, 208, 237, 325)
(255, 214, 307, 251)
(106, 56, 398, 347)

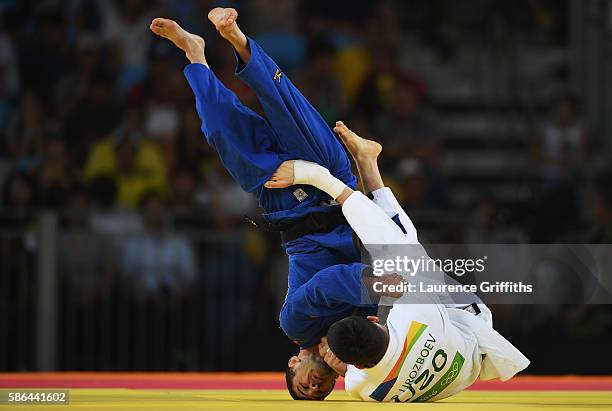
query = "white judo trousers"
(338, 189, 530, 401)
(343, 188, 419, 245)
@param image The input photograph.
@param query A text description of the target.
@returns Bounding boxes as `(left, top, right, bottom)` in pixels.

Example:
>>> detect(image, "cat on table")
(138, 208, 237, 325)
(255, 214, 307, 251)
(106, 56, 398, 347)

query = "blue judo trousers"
(184, 38, 376, 349)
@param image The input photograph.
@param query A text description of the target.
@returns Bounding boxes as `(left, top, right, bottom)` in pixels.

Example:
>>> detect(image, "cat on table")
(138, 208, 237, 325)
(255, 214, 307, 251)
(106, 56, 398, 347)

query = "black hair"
(327, 316, 387, 368)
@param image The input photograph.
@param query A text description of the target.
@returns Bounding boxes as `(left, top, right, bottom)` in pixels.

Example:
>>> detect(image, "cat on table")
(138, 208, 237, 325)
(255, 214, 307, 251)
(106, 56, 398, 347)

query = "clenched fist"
(319, 336, 347, 377)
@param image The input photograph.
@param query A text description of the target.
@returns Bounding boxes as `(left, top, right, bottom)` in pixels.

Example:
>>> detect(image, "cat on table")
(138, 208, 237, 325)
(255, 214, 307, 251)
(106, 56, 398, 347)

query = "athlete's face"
(288, 353, 336, 400)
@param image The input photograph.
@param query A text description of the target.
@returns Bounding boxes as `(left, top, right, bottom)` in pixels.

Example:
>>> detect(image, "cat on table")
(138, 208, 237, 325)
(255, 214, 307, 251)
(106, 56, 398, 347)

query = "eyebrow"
(297, 384, 308, 398)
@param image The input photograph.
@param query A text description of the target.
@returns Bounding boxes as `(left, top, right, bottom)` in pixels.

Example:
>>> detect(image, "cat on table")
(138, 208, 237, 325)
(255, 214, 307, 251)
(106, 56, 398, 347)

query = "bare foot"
(150, 18, 207, 65)
(208, 7, 249, 60)
(208, 7, 239, 38)
(333, 121, 382, 162)
(264, 160, 295, 189)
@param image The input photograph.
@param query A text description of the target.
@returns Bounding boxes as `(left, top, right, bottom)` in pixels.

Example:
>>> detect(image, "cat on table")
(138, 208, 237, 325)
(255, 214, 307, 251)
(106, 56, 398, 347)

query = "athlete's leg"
(150, 18, 288, 203)
(334, 121, 419, 243)
(266, 160, 409, 245)
(332, 121, 384, 194)
(208, 8, 356, 189)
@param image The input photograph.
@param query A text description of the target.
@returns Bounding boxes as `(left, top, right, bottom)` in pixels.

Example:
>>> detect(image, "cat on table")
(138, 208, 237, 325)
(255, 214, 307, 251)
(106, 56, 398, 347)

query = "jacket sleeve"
(291, 263, 374, 316)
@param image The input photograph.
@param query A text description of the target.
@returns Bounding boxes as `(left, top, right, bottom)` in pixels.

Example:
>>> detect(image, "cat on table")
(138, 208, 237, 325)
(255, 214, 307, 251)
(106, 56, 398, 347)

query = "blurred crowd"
(0, 0, 611, 372)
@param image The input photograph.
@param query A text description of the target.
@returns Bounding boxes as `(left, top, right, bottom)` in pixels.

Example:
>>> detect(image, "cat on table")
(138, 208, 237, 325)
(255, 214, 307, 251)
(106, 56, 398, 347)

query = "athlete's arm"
(319, 336, 347, 376)
(295, 263, 373, 312)
(287, 264, 403, 316)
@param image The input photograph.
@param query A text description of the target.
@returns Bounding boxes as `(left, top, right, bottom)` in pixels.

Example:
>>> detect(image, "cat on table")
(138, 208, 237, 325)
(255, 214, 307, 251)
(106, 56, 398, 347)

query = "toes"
(334, 121, 348, 134)
(208, 7, 237, 28)
(264, 180, 282, 189)
(207, 8, 220, 20)
(208, 7, 227, 24)
(225, 8, 238, 19)
(150, 24, 163, 35)
(334, 126, 348, 138)
(152, 18, 169, 27)
(227, 8, 238, 23)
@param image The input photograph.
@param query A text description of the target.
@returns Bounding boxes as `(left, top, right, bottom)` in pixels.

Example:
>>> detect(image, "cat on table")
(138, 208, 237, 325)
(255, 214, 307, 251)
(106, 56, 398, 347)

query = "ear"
(366, 316, 380, 324)
(288, 356, 300, 368)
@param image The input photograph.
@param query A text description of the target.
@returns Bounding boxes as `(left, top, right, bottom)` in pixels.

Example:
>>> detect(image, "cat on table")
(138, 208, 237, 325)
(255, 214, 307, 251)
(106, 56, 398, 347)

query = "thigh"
(235, 38, 356, 188)
(185, 63, 286, 194)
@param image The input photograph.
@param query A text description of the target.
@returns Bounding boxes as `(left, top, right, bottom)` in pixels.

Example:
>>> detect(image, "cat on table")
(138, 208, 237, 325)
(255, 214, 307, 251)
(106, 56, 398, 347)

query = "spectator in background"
(328, 1, 398, 105)
(247, 0, 305, 71)
(88, 176, 143, 240)
(56, 35, 108, 117)
(64, 0, 104, 36)
(394, 158, 428, 209)
(59, 38, 119, 162)
(393, 158, 449, 210)
(204, 160, 258, 228)
(122, 191, 195, 297)
(0, 19, 19, 100)
(0, 17, 20, 138)
(99, 0, 158, 86)
(170, 167, 198, 213)
(296, 35, 345, 125)
(588, 178, 612, 244)
(142, 51, 186, 171)
(464, 194, 527, 243)
(532, 93, 592, 189)
(176, 108, 212, 172)
(559, 176, 612, 341)
(19, 9, 73, 106)
(37, 138, 74, 208)
(0, 173, 37, 278)
(58, 186, 117, 304)
(1, 171, 36, 217)
(530, 94, 589, 241)
(5, 93, 45, 173)
(168, 166, 214, 229)
(376, 77, 441, 173)
(145, 101, 179, 169)
(83, 107, 168, 208)
(350, 2, 427, 120)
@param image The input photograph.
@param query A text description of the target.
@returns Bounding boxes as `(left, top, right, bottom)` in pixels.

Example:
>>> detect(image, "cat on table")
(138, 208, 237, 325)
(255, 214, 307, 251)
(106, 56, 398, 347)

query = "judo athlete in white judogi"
(265, 121, 530, 403)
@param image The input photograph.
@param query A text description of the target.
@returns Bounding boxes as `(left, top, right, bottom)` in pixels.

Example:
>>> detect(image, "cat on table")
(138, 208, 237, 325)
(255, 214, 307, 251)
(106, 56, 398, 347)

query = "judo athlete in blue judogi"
(149, 9, 404, 400)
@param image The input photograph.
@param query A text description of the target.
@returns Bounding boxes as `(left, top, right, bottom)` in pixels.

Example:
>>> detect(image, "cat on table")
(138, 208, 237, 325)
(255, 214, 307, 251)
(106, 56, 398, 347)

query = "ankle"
(355, 158, 379, 173)
(229, 34, 249, 58)
(186, 52, 207, 66)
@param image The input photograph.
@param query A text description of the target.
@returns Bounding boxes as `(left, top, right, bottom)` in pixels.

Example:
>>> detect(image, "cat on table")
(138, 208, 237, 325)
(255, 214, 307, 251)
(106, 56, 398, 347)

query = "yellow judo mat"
(0, 374, 610, 411)
(1, 389, 611, 411)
